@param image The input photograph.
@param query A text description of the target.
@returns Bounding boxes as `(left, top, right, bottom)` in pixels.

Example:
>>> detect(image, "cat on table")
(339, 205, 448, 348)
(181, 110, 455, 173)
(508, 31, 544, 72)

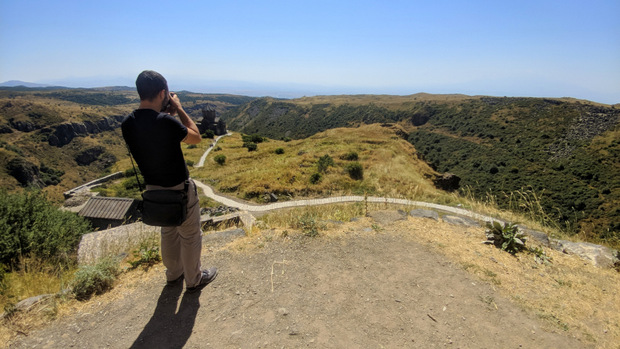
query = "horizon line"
(1, 79, 617, 105)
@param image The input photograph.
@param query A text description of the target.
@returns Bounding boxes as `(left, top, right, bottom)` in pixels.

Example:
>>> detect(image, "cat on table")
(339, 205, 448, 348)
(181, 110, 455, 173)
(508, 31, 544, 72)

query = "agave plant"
(484, 221, 527, 255)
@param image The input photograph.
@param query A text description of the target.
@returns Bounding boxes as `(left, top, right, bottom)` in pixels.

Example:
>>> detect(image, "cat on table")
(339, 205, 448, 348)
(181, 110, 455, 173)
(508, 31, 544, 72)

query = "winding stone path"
(194, 133, 231, 167)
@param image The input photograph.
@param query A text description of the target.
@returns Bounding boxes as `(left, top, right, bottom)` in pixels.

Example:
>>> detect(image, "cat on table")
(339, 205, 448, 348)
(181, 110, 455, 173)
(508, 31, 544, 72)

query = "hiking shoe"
(186, 267, 218, 293)
(166, 274, 184, 286)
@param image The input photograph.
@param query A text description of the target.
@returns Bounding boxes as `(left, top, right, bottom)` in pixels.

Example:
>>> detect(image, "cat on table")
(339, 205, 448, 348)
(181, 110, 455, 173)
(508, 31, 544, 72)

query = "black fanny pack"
(140, 181, 189, 227)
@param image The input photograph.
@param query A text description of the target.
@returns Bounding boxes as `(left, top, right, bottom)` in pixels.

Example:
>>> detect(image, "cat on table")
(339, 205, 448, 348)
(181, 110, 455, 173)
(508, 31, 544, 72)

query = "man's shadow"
(130, 282, 200, 349)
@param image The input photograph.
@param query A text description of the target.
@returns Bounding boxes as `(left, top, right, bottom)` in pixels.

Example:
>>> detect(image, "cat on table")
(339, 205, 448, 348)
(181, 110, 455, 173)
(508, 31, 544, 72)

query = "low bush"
(202, 130, 215, 139)
(309, 172, 322, 184)
(214, 154, 226, 165)
(484, 221, 527, 255)
(39, 164, 64, 186)
(244, 142, 258, 152)
(341, 151, 358, 161)
(124, 167, 140, 177)
(71, 257, 120, 301)
(317, 154, 334, 173)
(122, 176, 142, 190)
(275, 148, 285, 154)
(128, 240, 161, 270)
(242, 134, 264, 143)
(295, 213, 321, 237)
(345, 162, 364, 180)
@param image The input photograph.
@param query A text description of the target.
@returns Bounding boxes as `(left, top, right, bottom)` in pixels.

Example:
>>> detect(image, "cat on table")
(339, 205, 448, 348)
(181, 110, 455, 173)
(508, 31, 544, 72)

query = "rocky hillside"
(0, 87, 254, 201)
(222, 95, 620, 243)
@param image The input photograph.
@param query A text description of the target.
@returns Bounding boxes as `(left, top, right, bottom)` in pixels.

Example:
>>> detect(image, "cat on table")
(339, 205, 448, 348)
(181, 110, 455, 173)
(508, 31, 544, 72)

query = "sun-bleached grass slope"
(191, 123, 445, 203)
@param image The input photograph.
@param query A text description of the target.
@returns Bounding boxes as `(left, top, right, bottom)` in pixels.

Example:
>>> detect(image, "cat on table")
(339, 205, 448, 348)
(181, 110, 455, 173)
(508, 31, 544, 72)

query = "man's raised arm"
(169, 92, 201, 144)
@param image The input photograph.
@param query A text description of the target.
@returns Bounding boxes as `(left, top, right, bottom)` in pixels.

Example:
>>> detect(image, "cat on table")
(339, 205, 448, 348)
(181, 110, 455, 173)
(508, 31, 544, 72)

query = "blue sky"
(1, 0, 619, 103)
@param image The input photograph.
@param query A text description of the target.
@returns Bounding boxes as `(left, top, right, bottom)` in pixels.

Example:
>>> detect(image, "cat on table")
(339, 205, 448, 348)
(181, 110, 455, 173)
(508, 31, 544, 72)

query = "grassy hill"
(191, 123, 442, 202)
(222, 95, 620, 245)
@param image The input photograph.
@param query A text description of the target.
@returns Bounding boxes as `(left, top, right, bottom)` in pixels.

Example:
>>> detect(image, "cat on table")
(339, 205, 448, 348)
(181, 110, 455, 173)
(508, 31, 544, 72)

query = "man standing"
(122, 70, 217, 293)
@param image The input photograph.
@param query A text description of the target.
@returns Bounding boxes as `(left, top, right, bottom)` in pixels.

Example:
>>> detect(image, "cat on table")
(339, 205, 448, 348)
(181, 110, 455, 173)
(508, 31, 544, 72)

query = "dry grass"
(0, 259, 76, 311)
(0, 263, 161, 347)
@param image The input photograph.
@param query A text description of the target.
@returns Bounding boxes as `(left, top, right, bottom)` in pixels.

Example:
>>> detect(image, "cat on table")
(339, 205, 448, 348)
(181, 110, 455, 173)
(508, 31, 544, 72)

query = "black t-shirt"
(121, 109, 189, 187)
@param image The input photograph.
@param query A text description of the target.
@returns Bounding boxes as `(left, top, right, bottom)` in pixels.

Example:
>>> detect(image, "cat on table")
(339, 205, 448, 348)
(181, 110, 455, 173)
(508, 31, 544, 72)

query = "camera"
(161, 93, 171, 112)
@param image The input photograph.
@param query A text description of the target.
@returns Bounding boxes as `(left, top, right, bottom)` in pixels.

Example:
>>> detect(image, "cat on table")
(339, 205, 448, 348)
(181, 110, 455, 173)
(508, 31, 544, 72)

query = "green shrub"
(295, 213, 321, 237)
(242, 134, 264, 143)
(187, 144, 197, 149)
(244, 142, 258, 152)
(4, 145, 24, 156)
(128, 240, 161, 270)
(39, 164, 64, 186)
(122, 176, 142, 190)
(202, 130, 215, 139)
(0, 190, 91, 268)
(124, 167, 140, 177)
(214, 154, 226, 165)
(341, 152, 358, 161)
(317, 154, 334, 173)
(275, 148, 285, 154)
(186, 159, 194, 167)
(345, 162, 364, 180)
(71, 257, 120, 301)
(309, 172, 322, 184)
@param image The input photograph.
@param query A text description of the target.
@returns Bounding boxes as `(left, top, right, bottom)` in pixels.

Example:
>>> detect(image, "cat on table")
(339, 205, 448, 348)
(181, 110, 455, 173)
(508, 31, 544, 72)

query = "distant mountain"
(0, 81, 136, 92)
(91, 86, 134, 92)
(0, 80, 53, 88)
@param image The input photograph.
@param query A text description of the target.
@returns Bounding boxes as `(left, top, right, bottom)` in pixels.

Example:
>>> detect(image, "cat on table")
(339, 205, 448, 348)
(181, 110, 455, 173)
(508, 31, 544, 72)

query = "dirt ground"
(4, 211, 617, 349)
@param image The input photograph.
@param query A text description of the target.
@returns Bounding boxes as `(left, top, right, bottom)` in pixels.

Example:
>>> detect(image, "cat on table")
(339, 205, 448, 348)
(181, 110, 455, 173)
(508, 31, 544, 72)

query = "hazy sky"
(1, 0, 619, 103)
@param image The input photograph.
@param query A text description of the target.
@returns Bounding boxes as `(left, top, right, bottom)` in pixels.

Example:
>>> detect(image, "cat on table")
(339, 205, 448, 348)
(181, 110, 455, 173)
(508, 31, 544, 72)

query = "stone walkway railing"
(192, 179, 490, 219)
(192, 178, 618, 268)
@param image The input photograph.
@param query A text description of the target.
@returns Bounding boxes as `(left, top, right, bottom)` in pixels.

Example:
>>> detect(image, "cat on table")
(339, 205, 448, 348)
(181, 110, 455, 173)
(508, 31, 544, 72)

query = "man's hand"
(167, 92, 182, 116)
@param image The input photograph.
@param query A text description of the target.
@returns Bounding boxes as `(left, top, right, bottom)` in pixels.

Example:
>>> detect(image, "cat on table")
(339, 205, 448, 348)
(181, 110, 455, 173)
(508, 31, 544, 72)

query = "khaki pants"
(146, 179, 202, 287)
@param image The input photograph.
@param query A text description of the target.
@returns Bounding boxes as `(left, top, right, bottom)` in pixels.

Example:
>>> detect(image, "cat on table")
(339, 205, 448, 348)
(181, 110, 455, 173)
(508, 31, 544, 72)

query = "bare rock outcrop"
(6, 157, 45, 188)
(433, 172, 461, 192)
(47, 115, 124, 147)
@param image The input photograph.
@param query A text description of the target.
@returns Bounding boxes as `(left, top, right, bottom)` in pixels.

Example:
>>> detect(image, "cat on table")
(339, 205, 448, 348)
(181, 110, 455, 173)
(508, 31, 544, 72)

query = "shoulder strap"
(125, 143, 144, 192)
